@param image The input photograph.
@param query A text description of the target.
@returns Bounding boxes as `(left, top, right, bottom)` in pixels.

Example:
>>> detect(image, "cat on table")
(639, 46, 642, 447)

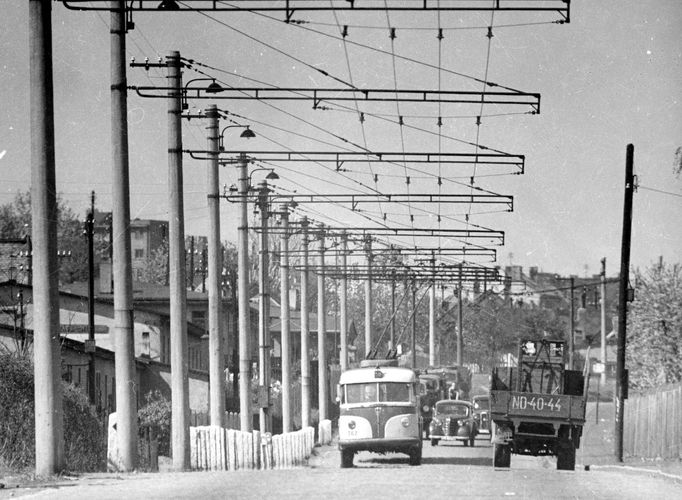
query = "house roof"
(250, 296, 340, 334)
(63, 280, 211, 302)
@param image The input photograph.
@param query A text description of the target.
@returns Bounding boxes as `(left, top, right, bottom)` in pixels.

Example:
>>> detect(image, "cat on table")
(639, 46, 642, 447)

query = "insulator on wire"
(390, 27, 396, 40)
(437, 28, 444, 40)
(342, 25, 348, 38)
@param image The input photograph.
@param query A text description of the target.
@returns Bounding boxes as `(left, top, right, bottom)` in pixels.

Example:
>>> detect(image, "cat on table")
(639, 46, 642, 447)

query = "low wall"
(189, 426, 316, 471)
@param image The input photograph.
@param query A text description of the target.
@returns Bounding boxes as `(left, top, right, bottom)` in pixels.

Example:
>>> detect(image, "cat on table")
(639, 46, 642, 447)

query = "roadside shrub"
(0, 353, 106, 472)
(63, 383, 106, 471)
(0, 353, 35, 469)
(138, 390, 171, 460)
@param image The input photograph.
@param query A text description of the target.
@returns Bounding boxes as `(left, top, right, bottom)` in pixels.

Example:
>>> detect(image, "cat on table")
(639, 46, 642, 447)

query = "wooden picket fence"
(624, 382, 682, 459)
(189, 426, 316, 471)
(189, 410, 240, 430)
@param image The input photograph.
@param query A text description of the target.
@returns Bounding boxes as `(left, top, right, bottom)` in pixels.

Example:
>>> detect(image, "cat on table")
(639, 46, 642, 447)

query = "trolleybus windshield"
(344, 382, 414, 404)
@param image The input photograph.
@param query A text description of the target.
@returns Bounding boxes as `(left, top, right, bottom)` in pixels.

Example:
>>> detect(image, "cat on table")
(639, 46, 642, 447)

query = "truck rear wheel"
(340, 449, 354, 468)
(493, 444, 511, 468)
(556, 440, 576, 471)
(408, 446, 422, 466)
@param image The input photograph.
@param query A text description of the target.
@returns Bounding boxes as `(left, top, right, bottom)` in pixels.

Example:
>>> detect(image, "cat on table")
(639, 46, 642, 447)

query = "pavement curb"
(583, 464, 682, 482)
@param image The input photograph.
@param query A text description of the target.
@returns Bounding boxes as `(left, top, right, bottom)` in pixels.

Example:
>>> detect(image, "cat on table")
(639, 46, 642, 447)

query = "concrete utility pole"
(237, 153, 252, 432)
(457, 264, 463, 366)
(206, 105, 225, 427)
(279, 204, 292, 433)
(30, 0, 63, 476)
(615, 144, 635, 462)
(257, 182, 271, 433)
(317, 229, 328, 421)
(600, 258, 607, 385)
(86, 191, 96, 406)
(300, 217, 311, 428)
(429, 252, 436, 367)
(411, 281, 417, 369)
(167, 50, 189, 470)
(364, 237, 373, 357)
(339, 231, 348, 370)
(569, 277, 575, 370)
(390, 273, 396, 351)
(111, 1, 138, 471)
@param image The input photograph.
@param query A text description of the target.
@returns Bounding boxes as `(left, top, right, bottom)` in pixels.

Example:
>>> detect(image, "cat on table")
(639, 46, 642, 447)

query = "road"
(4, 435, 681, 499)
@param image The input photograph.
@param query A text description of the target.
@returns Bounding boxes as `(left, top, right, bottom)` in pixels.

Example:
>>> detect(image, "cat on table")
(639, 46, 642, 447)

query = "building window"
(191, 310, 206, 328)
(134, 249, 144, 258)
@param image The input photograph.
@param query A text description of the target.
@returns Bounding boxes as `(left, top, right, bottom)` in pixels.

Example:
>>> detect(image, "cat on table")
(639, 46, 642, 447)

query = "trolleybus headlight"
(422, 404, 430, 413)
(401, 417, 410, 428)
(458, 419, 464, 426)
(348, 420, 356, 430)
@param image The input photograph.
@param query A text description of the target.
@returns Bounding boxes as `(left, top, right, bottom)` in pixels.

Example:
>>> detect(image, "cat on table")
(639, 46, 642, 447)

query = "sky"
(1, 0, 680, 279)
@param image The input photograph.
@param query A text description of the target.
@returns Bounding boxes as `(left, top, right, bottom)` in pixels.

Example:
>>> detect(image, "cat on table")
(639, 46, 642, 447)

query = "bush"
(0, 353, 107, 472)
(137, 390, 171, 460)
(0, 353, 35, 469)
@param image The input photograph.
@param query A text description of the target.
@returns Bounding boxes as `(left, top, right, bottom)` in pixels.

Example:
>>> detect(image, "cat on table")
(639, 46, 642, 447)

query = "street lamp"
(182, 77, 224, 110)
(219, 125, 255, 151)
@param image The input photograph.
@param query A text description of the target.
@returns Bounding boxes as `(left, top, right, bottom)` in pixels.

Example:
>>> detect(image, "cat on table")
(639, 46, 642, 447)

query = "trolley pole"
(615, 144, 635, 462)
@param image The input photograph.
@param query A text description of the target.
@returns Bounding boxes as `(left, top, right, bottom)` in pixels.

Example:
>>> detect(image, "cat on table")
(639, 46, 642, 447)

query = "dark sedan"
(428, 400, 478, 447)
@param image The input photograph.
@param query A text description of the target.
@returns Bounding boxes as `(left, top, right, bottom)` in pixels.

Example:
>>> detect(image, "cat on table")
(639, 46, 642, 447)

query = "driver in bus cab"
(363, 385, 376, 402)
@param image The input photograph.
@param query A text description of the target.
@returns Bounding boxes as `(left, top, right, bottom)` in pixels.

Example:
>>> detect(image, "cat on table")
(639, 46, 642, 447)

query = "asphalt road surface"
(4, 435, 681, 499)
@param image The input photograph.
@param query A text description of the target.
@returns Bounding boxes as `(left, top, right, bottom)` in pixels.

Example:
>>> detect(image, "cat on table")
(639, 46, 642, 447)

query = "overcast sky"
(1, 1, 680, 278)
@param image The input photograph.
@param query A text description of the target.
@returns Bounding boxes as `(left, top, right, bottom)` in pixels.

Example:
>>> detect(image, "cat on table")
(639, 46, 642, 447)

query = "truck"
(489, 339, 587, 471)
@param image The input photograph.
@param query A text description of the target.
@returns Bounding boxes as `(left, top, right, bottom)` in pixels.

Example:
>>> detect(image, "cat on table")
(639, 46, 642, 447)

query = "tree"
(626, 259, 682, 390)
(0, 190, 89, 284)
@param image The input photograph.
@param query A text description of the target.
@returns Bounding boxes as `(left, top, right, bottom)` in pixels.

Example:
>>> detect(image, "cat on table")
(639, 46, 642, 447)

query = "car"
(418, 373, 445, 438)
(428, 400, 478, 447)
(472, 395, 491, 438)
